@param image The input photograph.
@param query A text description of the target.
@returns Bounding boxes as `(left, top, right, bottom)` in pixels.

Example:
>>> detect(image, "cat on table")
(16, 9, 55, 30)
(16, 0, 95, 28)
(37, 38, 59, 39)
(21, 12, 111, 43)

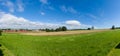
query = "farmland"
(0, 30, 120, 56)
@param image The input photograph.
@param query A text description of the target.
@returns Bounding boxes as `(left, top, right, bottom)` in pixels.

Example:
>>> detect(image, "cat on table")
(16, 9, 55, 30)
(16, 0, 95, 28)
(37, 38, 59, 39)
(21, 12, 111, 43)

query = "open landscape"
(0, 29, 120, 56)
(0, 0, 120, 56)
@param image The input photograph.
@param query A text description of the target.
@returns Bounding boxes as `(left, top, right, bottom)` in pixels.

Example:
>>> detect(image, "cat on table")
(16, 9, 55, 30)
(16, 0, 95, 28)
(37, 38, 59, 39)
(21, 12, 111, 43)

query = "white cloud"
(48, 6, 55, 10)
(40, 0, 48, 4)
(1, 0, 24, 12)
(87, 14, 97, 19)
(60, 6, 68, 12)
(2, 1, 14, 12)
(65, 20, 81, 26)
(40, 12, 45, 15)
(68, 7, 77, 14)
(65, 20, 92, 29)
(0, 11, 92, 29)
(39, 0, 55, 11)
(0, 11, 60, 29)
(17, 0, 24, 12)
(60, 6, 77, 14)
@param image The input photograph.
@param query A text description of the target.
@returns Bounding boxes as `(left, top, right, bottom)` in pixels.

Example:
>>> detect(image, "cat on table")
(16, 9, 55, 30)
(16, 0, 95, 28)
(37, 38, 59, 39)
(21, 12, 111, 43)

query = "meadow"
(0, 30, 120, 56)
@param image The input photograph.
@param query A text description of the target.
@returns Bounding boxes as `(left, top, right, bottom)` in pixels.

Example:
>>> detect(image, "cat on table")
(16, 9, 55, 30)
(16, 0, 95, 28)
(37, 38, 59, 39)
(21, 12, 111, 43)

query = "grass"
(0, 30, 120, 56)
(109, 49, 120, 56)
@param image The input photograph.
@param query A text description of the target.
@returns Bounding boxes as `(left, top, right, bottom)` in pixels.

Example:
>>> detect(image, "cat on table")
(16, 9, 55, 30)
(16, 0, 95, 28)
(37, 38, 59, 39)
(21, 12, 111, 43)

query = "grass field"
(0, 30, 120, 56)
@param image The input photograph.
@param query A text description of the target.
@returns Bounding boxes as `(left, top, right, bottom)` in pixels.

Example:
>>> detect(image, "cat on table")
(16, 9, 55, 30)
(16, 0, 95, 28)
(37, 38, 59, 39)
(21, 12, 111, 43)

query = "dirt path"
(21, 29, 110, 36)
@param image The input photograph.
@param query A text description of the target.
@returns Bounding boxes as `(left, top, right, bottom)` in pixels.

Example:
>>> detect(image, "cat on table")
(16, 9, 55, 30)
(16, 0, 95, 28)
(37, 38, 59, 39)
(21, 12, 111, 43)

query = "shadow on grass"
(115, 43, 120, 49)
(0, 49, 4, 56)
(0, 44, 4, 56)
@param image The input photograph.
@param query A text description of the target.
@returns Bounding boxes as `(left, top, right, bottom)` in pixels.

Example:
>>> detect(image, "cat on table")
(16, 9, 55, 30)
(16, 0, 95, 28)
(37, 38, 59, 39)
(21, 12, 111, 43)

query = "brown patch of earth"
(21, 29, 110, 36)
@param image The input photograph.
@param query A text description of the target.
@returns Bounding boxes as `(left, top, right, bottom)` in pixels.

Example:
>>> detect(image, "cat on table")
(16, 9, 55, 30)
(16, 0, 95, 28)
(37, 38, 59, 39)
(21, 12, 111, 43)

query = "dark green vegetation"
(111, 25, 120, 30)
(0, 30, 2, 36)
(115, 43, 120, 49)
(0, 44, 4, 56)
(0, 30, 120, 56)
(0, 49, 4, 56)
(45, 26, 67, 32)
(111, 25, 115, 30)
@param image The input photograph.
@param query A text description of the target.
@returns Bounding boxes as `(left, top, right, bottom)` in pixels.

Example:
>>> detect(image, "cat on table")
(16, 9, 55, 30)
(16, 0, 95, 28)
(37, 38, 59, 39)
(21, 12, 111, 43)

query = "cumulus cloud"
(65, 20, 92, 29)
(0, 11, 60, 29)
(65, 20, 81, 26)
(60, 6, 77, 14)
(0, 11, 91, 29)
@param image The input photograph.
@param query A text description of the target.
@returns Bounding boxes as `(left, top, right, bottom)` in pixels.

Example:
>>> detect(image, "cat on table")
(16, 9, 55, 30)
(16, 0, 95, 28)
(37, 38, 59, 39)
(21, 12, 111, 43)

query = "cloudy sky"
(0, 0, 120, 29)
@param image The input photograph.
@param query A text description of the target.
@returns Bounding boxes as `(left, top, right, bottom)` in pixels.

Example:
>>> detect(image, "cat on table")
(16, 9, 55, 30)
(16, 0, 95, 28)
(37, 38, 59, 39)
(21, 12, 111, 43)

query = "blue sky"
(0, 0, 120, 29)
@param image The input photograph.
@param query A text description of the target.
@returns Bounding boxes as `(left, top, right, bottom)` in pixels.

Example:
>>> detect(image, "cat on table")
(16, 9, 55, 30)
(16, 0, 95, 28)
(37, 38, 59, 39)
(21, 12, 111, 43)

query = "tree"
(45, 28, 50, 32)
(91, 26, 94, 30)
(0, 30, 2, 36)
(87, 28, 91, 30)
(62, 26, 67, 31)
(55, 28, 59, 32)
(111, 25, 115, 30)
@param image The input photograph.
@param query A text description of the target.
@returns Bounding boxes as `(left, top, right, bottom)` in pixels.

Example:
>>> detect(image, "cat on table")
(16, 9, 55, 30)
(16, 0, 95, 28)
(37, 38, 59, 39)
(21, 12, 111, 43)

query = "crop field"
(0, 30, 120, 56)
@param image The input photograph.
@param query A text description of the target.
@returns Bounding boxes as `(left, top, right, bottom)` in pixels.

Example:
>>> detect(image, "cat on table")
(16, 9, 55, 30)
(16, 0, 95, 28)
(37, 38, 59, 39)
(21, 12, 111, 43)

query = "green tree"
(62, 26, 67, 31)
(87, 28, 91, 30)
(111, 25, 115, 30)
(45, 28, 50, 32)
(0, 30, 2, 36)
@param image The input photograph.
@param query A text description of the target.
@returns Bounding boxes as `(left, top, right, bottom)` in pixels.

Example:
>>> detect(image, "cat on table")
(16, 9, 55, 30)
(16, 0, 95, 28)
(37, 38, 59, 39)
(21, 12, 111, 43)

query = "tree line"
(0, 25, 118, 36)
(45, 26, 67, 32)
(111, 25, 120, 30)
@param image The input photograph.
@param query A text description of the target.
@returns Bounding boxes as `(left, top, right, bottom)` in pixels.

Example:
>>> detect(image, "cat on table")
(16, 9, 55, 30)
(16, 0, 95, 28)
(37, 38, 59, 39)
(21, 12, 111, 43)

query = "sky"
(0, 0, 120, 29)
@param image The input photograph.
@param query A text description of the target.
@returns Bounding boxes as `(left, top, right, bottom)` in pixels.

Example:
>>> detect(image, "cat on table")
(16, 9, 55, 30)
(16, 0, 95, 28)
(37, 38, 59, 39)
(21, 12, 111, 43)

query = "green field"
(0, 30, 120, 56)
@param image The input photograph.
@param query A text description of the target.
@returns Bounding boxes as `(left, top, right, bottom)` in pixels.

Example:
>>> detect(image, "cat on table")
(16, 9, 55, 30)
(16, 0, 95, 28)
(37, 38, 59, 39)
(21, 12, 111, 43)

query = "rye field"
(0, 30, 120, 56)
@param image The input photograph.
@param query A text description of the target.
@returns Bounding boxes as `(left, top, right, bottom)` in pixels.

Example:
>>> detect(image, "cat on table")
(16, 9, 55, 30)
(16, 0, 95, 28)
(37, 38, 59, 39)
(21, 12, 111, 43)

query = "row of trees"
(111, 25, 120, 30)
(87, 26, 94, 30)
(45, 26, 67, 32)
(0, 25, 118, 36)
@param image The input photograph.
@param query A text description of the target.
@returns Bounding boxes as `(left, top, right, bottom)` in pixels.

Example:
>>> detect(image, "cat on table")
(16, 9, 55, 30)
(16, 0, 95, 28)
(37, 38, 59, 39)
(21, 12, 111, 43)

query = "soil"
(21, 29, 110, 36)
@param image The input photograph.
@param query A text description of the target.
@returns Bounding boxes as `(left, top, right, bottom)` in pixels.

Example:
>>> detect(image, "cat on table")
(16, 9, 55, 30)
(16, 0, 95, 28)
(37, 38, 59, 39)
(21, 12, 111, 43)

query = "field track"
(21, 29, 110, 36)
